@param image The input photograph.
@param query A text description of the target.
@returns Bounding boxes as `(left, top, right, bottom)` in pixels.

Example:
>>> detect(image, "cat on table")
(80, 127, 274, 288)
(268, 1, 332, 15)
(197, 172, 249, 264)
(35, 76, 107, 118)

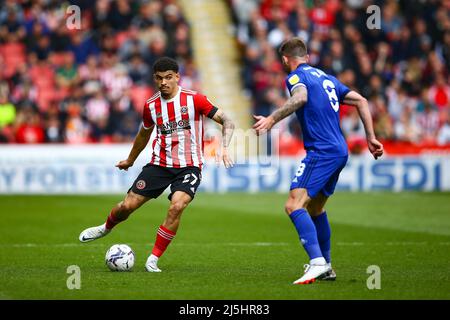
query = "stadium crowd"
(231, 0, 450, 151)
(0, 0, 449, 151)
(0, 0, 200, 143)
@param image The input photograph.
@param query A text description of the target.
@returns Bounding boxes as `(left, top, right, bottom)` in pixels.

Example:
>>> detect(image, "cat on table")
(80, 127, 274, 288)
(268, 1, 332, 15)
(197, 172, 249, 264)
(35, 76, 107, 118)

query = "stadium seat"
(36, 89, 58, 112)
(0, 42, 26, 78)
(130, 85, 154, 112)
(48, 52, 70, 68)
(115, 31, 130, 49)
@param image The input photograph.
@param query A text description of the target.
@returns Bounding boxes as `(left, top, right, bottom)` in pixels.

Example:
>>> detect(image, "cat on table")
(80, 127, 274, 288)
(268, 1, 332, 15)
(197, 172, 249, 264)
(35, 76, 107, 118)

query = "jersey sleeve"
(194, 94, 218, 118)
(142, 102, 154, 129)
(330, 75, 351, 102)
(285, 72, 307, 96)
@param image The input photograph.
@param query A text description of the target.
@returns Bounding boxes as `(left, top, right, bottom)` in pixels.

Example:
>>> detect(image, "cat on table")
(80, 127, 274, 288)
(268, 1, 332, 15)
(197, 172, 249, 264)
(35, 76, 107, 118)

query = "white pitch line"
(337, 241, 450, 246)
(0, 242, 290, 248)
(0, 241, 449, 248)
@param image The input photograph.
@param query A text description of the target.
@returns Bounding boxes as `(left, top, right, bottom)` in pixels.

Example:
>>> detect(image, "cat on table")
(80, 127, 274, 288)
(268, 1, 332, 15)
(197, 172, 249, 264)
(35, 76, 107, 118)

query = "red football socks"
(151, 225, 176, 257)
(105, 211, 127, 230)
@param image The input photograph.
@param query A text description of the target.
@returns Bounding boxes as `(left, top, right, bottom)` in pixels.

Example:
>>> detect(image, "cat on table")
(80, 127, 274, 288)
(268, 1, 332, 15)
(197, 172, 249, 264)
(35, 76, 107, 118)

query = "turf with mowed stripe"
(0, 192, 449, 299)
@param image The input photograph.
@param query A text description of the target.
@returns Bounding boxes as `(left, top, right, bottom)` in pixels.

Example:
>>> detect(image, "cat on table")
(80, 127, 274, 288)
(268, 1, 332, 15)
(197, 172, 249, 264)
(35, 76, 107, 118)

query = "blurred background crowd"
(0, 0, 449, 152)
(231, 0, 450, 152)
(0, 0, 199, 143)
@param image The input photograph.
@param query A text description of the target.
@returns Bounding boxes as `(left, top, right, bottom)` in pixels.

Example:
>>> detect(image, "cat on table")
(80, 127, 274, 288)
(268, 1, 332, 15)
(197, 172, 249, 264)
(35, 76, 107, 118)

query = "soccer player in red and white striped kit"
(79, 57, 235, 272)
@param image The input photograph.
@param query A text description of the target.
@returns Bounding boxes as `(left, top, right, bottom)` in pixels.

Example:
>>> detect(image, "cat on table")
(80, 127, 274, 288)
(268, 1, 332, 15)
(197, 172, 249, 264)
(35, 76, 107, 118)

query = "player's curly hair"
(153, 57, 179, 74)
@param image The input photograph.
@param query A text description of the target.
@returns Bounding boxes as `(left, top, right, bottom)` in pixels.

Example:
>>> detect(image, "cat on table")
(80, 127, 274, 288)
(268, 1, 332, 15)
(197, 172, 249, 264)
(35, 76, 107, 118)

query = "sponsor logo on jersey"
(159, 119, 191, 135)
(288, 74, 300, 85)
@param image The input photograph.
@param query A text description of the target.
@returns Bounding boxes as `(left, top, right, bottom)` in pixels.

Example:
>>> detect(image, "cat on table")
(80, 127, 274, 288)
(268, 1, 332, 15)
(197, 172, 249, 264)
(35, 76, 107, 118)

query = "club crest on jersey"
(180, 106, 188, 114)
(288, 74, 300, 85)
(156, 112, 162, 118)
(136, 180, 146, 190)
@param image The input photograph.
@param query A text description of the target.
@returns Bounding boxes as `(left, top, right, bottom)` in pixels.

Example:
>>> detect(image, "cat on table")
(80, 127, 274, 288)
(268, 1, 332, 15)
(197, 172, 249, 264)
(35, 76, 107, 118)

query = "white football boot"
(321, 263, 336, 281)
(145, 255, 162, 272)
(293, 263, 332, 285)
(79, 223, 110, 243)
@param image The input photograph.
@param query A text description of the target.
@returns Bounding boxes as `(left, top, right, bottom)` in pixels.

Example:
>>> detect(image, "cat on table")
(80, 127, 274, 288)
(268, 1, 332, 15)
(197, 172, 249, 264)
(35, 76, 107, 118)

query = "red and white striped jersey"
(142, 87, 218, 169)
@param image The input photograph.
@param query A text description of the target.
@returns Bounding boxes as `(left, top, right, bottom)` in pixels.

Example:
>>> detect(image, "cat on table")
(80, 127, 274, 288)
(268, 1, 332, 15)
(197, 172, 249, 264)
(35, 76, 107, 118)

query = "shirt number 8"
(295, 163, 306, 177)
(322, 79, 339, 112)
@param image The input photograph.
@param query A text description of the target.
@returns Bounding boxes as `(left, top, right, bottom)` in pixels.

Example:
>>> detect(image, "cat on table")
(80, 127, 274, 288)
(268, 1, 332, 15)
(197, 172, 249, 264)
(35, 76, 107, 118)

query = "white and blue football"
(105, 244, 135, 271)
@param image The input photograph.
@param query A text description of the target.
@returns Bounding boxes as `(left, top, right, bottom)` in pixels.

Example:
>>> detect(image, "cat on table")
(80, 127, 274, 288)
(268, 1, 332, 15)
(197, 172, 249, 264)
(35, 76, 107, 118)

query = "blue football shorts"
(290, 154, 348, 198)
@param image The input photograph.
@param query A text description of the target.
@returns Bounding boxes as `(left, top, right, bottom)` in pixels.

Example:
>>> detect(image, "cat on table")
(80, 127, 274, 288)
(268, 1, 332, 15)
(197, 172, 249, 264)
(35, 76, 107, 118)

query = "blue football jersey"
(285, 63, 351, 157)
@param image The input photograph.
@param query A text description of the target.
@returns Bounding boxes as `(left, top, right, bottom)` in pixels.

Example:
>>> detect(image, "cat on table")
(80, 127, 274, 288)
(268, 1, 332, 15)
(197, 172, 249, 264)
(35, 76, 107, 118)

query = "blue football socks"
(312, 211, 331, 263)
(289, 209, 323, 260)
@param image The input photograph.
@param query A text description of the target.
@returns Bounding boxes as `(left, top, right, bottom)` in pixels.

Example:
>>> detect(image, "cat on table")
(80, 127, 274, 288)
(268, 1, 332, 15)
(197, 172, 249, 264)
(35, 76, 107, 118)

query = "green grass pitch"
(0, 192, 449, 300)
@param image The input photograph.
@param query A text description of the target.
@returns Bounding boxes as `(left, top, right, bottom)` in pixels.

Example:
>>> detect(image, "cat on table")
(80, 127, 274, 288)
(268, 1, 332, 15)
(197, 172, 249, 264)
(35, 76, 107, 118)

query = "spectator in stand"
(341, 108, 365, 141)
(43, 101, 64, 143)
(64, 100, 91, 144)
(0, 84, 16, 142)
(179, 59, 201, 91)
(417, 101, 440, 144)
(428, 74, 450, 111)
(145, 33, 168, 68)
(68, 31, 100, 65)
(437, 112, 450, 146)
(85, 86, 110, 138)
(78, 55, 101, 82)
(56, 52, 79, 90)
(104, 63, 132, 101)
(118, 26, 147, 62)
(0, 5, 26, 42)
(108, 0, 134, 31)
(14, 105, 45, 144)
(394, 105, 420, 143)
(127, 53, 151, 86)
(372, 95, 394, 140)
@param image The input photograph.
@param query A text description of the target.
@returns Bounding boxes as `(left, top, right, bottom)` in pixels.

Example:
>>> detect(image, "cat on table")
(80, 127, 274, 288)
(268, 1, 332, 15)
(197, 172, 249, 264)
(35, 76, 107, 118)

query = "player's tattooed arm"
(253, 86, 307, 134)
(212, 109, 235, 148)
(271, 86, 308, 123)
(116, 124, 153, 170)
(212, 109, 235, 168)
(343, 91, 384, 160)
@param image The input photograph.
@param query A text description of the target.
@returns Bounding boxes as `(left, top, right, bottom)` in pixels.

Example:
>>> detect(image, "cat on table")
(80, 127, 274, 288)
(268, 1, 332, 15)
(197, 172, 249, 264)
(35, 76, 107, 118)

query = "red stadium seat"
(115, 31, 130, 49)
(29, 65, 56, 91)
(130, 85, 154, 112)
(36, 89, 59, 112)
(0, 42, 26, 78)
(49, 52, 69, 68)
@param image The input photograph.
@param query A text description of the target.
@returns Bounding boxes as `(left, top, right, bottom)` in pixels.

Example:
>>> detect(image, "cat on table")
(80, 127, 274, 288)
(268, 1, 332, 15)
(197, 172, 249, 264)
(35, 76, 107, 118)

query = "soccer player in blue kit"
(253, 38, 384, 285)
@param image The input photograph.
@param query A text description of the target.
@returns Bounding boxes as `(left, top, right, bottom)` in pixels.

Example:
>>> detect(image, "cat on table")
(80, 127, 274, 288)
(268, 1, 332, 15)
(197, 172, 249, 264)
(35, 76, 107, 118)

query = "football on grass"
(105, 244, 135, 271)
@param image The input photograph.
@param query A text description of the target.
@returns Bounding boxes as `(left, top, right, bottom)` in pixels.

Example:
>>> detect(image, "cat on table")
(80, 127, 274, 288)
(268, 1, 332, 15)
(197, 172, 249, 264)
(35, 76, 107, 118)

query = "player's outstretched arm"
(253, 86, 307, 135)
(211, 109, 235, 168)
(343, 91, 384, 160)
(116, 124, 153, 170)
